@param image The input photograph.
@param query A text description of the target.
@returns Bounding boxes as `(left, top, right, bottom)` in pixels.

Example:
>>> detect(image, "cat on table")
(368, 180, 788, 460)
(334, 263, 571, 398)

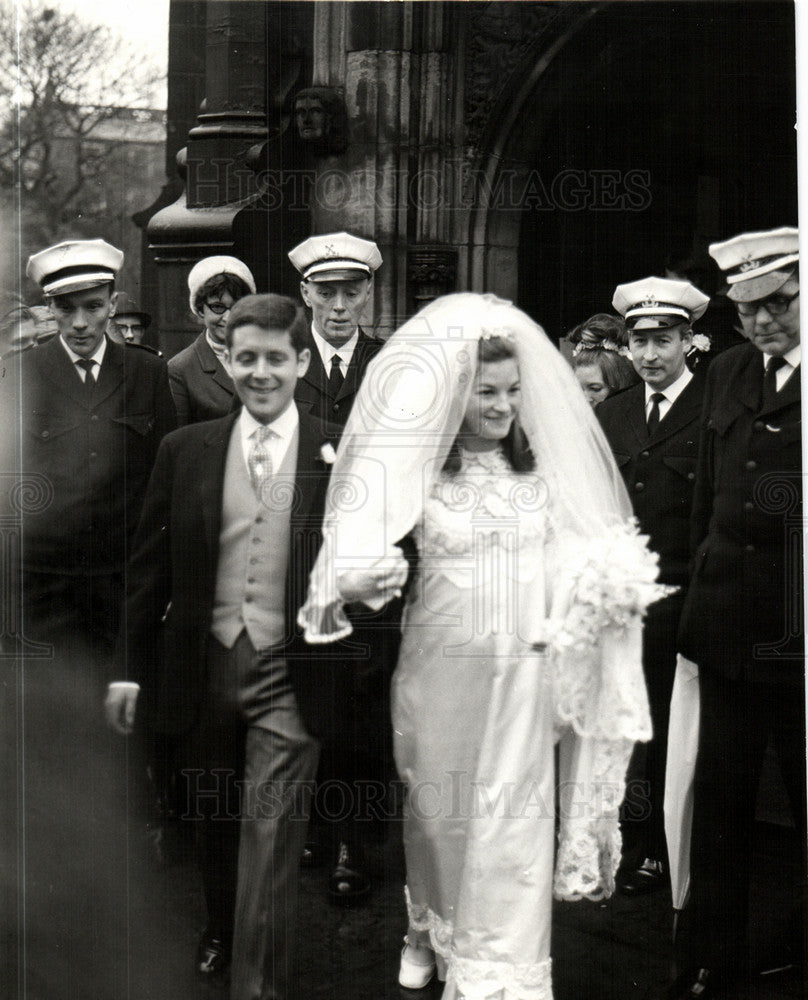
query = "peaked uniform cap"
(288, 232, 382, 282)
(612, 276, 709, 330)
(27, 239, 124, 297)
(708, 226, 799, 302)
(187, 256, 256, 314)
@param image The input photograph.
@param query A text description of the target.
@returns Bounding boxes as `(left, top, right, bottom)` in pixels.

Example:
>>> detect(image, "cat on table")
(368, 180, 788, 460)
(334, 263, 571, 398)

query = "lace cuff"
(553, 731, 634, 901)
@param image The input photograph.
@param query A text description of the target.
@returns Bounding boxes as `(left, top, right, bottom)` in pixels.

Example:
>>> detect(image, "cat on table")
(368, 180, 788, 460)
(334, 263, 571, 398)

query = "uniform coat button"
(687, 472, 695, 481)
(745, 544, 755, 553)
(745, 460, 757, 471)
(635, 482, 645, 492)
(640, 451, 650, 459)
(753, 420, 765, 431)
(744, 501, 754, 512)
(41, 430, 49, 439)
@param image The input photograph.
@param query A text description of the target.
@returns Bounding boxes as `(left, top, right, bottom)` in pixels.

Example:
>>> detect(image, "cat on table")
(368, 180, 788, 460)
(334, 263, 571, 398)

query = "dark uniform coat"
(674, 341, 804, 976)
(597, 374, 704, 588)
(678, 341, 802, 673)
(294, 327, 382, 430)
(597, 373, 704, 860)
(1, 333, 176, 576)
(167, 331, 234, 426)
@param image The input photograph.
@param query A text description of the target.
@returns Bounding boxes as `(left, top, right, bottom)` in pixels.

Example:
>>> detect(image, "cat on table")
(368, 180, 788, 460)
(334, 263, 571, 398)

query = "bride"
(300, 293, 663, 999)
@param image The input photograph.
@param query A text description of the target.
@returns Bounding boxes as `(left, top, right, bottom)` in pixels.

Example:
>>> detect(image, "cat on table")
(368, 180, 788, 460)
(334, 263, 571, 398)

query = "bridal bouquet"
(547, 519, 674, 656)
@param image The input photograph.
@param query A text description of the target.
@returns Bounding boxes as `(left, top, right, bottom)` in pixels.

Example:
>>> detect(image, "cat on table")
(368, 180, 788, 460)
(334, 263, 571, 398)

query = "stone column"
(310, 3, 461, 338)
(146, 1, 270, 356)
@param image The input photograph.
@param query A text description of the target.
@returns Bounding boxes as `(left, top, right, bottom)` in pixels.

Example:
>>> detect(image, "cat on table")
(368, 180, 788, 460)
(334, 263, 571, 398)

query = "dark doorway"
(513, 2, 797, 340)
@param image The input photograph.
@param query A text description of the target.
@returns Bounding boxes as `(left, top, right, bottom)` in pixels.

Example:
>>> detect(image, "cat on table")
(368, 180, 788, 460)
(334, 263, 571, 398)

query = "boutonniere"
(319, 442, 337, 464)
(688, 333, 711, 355)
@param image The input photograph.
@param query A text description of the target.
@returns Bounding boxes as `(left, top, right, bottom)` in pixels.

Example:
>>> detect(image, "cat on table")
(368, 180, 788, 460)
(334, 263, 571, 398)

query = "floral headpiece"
(480, 326, 515, 342)
(572, 339, 631, 359)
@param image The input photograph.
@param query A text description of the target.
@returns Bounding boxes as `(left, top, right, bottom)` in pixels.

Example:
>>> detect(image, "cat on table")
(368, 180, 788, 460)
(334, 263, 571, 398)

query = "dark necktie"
(762, 356, 787, 409)
(76, 358, 96, 398)
(328, 354, 344, 398)
(646, 392, 665, 436)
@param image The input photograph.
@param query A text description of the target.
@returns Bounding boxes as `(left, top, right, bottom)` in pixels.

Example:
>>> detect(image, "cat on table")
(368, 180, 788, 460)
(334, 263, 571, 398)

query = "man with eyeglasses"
(665, 227, 804, 999)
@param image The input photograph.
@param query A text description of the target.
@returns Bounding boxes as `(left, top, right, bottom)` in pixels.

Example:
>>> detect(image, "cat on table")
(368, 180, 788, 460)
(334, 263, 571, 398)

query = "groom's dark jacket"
(119, 405, 340, 739)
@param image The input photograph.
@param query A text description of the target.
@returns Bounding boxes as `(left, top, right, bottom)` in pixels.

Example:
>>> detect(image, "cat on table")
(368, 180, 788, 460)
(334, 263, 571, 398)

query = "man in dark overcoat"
(665, 227, 804, 999)
(2, 238, 176, 657)
(1, 239, 176, 995)
(598, 276, 709, 896)
(288, 231, 399, 900)
(106, 294, 368, 998)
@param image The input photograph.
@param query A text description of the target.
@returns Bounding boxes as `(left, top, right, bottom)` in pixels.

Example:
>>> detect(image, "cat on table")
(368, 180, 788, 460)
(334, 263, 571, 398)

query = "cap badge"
(641, 296, 658, 309)
(323, 243, 338, 257)
(739, 256, 760, 272)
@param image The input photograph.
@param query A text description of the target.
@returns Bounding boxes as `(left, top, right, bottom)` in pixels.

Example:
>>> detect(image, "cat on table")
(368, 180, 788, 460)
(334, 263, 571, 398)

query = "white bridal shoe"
(398, 935, 437, 989)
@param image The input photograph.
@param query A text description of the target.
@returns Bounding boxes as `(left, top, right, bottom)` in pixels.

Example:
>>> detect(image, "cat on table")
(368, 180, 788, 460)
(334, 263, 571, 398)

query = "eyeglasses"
(204, 301, 231, 315)
(735, 290, 800, 317)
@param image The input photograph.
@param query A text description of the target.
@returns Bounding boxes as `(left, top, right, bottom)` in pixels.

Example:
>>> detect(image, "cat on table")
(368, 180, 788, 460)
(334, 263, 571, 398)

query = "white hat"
(708, 226, 799, 302)
(187, 256, 256, 314)
(288, 232, 382, 282)
(26, 239, 124, 297)
(612, 276, 710, 330)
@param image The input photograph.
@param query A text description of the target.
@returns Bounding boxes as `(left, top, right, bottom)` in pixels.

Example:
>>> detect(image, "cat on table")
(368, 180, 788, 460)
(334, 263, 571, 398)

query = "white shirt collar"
(310, 323, 359, 371)
(60, 333, 107, 370)
(763, 343, 801, 370)
(239, 399, 299, 447)
(644, 366, 693, 406)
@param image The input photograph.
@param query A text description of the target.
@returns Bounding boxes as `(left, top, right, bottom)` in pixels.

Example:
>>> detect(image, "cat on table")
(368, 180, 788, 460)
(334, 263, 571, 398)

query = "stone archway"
(466, 1, 798, 340)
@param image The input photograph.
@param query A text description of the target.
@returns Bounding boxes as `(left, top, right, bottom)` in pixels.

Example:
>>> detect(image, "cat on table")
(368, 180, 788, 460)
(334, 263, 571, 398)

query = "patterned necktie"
(328, 353, 344, 397)
(76, 358, 96, 398)
(762, 356, 787, 409)
(248, 426, 274, 500)
(646, 392, 665, 436)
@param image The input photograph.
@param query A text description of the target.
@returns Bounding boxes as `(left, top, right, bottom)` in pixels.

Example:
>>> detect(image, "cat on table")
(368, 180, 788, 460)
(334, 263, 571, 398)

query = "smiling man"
(107, 294, 340, 998)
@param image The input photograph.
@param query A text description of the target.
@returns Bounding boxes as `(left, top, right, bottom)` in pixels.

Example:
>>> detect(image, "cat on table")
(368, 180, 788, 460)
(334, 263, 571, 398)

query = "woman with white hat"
(168, 256, 256, 425)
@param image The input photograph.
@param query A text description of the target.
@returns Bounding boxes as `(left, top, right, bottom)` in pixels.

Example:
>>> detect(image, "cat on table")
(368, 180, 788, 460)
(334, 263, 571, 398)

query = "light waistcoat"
(211, 423, 298, 649)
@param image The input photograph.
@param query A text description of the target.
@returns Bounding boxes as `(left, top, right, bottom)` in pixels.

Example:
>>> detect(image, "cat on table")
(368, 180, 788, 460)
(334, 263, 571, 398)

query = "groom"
(106, 293, 339, 999)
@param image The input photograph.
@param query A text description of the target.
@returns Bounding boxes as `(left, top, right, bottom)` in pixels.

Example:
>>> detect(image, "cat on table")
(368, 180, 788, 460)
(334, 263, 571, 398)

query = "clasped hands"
(337, 546, 409, 609)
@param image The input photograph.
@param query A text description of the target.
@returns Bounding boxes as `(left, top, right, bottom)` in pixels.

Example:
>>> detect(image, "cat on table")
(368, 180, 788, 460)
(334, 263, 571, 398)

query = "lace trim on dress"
(553, 734, 634, 901)
(416, 448, 546, 589)
(405, 888, 554, 1000)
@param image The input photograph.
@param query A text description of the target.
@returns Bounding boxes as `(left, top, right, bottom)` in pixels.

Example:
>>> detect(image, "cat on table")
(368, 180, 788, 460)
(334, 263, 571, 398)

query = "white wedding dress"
(296, 294, 658, 1000)
(394, 447, 558, 1000)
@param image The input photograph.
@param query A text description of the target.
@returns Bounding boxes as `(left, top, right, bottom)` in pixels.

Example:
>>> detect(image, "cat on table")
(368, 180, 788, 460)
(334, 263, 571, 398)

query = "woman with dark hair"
(568, 313, 640, 406)
(300, 293, 664, 999)
(168, 256, 256, 425)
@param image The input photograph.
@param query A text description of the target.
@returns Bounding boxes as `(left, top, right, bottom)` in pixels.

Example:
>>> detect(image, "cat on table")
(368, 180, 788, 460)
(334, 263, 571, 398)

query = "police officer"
(288, 232, 395, 901)
(600, 277, 709, 897)
(667, 227, 804, 999)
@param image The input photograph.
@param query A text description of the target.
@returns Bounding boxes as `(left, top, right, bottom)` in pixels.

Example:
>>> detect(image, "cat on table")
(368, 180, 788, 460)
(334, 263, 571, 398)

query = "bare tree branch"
(0, 0, 164, 262)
